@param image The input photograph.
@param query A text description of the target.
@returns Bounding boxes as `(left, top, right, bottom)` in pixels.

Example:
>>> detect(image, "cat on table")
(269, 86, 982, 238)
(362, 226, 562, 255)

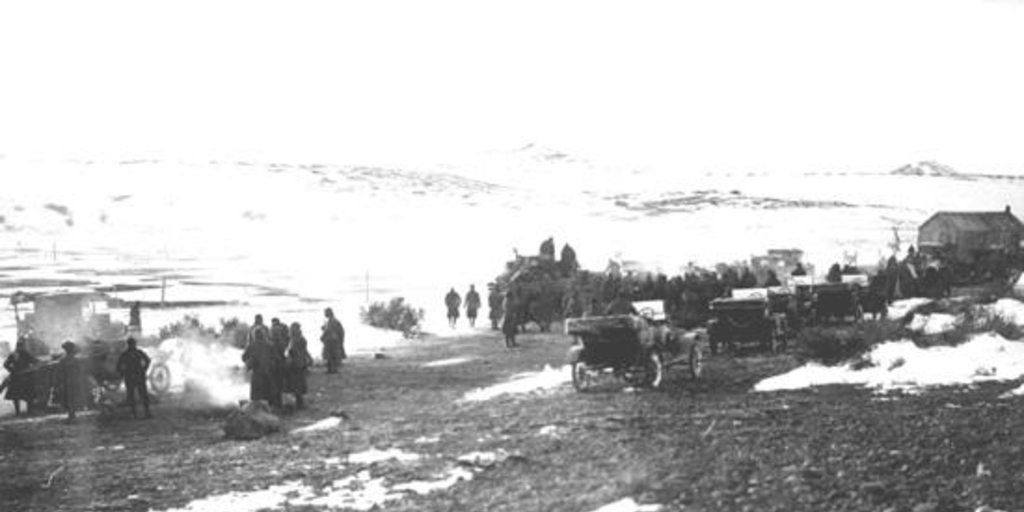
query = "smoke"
(156, 337, 249, 407)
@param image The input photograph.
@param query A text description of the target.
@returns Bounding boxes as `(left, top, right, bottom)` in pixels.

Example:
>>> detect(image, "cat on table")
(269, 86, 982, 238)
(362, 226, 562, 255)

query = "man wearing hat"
(58, 341, 86, 422)
(117, 337, 153, 419)
(320, 308, 346, 374)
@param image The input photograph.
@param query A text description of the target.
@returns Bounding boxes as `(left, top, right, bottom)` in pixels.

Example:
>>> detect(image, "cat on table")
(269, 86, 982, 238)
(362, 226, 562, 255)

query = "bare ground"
(2, 329, 1023, 512)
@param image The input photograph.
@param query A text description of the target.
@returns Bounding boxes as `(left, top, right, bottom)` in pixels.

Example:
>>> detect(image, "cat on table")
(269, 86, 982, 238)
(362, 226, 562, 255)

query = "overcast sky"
(2, 0, 1023, 174)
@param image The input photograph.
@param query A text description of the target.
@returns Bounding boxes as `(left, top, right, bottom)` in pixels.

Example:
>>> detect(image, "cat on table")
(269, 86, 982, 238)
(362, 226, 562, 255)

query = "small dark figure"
(269, 317, 290, 394)
(129, 301, 142, 336)
(249, 314, 270, 344)
(3, 339, 39, 416)
(465, 285, 481, 328)
(826, 263, 843, 284)
(539, 237, 555, 260)
(270, 318, 290, 355)
(765, 270, 782, 287)
(501, 292, 519, 348)
(321, 308, 346, 374)
(488, 285, 504, 330)
(116, 337, 152, 419)
(284, 322, 313, 409)
(791, 262, 807, 277)
(559, 243, 579, 275)
(243, 327, 283, 407)
(58, 341, 88, 422)
(444, 287, 462, 329)
(604, 293, 638, 316)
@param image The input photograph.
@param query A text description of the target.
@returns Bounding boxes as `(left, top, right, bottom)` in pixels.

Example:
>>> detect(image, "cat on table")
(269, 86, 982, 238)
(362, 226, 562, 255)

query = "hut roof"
(922, 210, 1024, 232)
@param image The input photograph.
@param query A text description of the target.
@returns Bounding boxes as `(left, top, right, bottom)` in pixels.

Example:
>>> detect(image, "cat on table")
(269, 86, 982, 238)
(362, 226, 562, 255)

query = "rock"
(224, 401, 281, 440)
(373, 352, 389, 360)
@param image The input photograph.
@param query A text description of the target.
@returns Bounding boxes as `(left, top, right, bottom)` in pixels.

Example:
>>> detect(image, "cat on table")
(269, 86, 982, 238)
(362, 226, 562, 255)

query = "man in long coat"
(464, 285, 481, 328)
(243, 327, 283, 407)
(444, 288, 462, 328)
(321, 307, 346, 374)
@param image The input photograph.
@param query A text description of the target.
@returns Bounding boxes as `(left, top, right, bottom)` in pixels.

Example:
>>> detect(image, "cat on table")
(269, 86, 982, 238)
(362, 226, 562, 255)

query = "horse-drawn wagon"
(7, 290, 171, 413)
(707, 289, 789, 355)
(565, 301, 704, 391)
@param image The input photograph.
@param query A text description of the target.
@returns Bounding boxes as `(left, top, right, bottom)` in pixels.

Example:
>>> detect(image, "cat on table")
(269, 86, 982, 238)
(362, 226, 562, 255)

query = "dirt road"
(2, 329, 1023, 512)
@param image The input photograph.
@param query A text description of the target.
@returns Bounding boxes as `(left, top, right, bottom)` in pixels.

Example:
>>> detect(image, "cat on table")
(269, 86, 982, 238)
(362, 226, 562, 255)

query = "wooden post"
(161, 277, 166, 307)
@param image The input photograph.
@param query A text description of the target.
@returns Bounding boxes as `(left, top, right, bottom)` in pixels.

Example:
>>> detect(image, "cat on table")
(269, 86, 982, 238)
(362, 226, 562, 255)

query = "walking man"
(117, 337, 153, 419)
(464, 285, 481, 328)
(58, 341, 86, 422)
(321, 307, 346, 374)
(444, 287, 462, 329)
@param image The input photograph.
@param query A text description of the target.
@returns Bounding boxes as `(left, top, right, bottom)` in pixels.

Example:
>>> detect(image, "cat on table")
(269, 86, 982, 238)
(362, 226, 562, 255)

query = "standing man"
(464, 285, 481, 328)
(502, 291, 519, 348)
(3, 339, 39, 416)
(285, 322, 312, 409)
(488, 285, 504, 330)
(243, 327, 282, 407)
(321, 308, 346, 374)
(444, 287, 462, 329)
(269, 317, 290, 396)
(58, 341, 86, 422)
(116, 337, 153, 419)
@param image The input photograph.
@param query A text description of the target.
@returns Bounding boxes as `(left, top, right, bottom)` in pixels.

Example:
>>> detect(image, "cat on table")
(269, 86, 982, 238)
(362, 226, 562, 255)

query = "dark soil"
(2, 329, 1022, 512)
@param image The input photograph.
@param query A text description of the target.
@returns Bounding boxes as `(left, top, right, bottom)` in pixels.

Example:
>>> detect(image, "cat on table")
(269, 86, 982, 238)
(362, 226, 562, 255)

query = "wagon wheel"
(640, 350, 665, 389)
(688, 344, 704, 379)
(148, 362, 172, 395)
(570, 361, 590, 392)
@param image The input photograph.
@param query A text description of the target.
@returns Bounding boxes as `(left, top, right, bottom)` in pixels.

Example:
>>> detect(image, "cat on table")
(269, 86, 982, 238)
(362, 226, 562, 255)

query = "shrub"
(796, 320, 907, 365)
(158, 315, 217, 341)
(361, 297, 424, 337)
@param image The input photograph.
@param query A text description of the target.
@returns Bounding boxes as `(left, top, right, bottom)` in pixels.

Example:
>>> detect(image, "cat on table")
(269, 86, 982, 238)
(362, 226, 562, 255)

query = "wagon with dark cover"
(810, 281, 864, 324)
(565, 301, 703, 391)
(707, 290, 788, 354)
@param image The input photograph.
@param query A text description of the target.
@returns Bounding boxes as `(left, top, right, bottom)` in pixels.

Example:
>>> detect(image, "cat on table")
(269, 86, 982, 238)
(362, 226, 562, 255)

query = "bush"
(158, 315, 251, 348)
(796, 320, 907, 365)
(158, 315, 217, 341)
(361, 297, 424, 337)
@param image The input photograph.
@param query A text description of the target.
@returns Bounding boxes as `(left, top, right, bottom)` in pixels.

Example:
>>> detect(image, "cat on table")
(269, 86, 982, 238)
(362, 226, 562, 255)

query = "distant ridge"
(889, 161, 964, 178)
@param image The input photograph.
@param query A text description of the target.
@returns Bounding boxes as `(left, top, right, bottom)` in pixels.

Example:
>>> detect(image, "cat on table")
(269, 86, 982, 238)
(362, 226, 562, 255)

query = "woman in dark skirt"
(284, 322, 313, 409)
(3, 339, 40, 415)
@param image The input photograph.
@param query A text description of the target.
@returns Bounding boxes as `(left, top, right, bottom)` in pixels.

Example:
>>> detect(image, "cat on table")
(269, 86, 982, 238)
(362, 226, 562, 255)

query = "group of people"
(1, 335, 154, 421)
(444, 285, 482, 328)
(241, 307, 345, 409)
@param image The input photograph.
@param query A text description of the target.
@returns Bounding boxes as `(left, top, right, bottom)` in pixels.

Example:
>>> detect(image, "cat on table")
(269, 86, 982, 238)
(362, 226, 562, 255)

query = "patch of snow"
(755, 334, 1024, 394)
(538, 425, 565, 437)
(909, 313, 959, 334)
(460, 364, 570, 402)
(413, 435, 440, 444)
(423, 356, 474, 368)
(290, 417, 342, 435)
(392, 467, 474, 494)
(347, 448, 421, 465)
(588, 497, 664, 512)
(888, 298, 933, 320)
(983, 298, 1024, 326)
(158, 480, 310, 512)
(1000, 383, 1024, 398)
(457, 449, 508, 467)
